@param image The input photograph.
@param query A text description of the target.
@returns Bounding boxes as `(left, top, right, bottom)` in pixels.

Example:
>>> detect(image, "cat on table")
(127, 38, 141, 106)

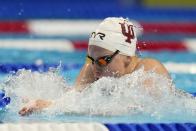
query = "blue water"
(0, 49, 196, 123)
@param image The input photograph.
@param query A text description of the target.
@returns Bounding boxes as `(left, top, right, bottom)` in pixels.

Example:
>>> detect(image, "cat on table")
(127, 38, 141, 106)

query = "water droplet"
(67, 8, 71, 12)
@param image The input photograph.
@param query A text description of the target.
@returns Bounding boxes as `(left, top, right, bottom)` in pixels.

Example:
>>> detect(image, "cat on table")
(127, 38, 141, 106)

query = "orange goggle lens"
(97, 58, 107, 66)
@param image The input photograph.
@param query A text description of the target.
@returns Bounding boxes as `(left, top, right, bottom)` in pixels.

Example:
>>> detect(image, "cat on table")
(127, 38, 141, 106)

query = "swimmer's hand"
(19, 99, 52, 116)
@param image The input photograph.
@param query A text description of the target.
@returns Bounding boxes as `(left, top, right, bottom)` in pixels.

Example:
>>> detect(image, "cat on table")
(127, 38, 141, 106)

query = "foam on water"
(1, 67, 196, 120)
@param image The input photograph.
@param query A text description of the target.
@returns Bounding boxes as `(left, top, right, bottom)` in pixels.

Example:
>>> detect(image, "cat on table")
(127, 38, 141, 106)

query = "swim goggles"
(87, 50, 120, 67)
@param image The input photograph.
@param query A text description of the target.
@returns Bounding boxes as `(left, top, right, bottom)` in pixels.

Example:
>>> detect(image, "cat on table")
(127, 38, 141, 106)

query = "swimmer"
(19, 17, 171, 116)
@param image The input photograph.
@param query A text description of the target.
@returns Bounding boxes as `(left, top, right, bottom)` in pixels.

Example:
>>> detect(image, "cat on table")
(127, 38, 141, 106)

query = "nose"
(93, 63, 104, 71)
(92, 64, 104, 77)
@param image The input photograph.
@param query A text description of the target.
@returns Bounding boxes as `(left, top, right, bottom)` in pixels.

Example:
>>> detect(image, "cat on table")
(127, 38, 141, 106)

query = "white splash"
(1, 68, 196, 119)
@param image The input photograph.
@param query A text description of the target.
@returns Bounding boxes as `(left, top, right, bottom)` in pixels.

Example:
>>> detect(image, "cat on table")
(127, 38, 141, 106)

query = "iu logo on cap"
(119, 22, 135, 44)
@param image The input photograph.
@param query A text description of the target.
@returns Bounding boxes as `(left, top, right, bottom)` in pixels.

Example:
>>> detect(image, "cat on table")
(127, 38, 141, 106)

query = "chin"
(95, 74, 113, 80)
(94, 71, 120, 80)
(95, 78, 99, 80)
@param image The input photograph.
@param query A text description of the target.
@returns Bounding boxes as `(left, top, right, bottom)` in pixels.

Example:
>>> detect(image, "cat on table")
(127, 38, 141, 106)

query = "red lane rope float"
(0, 21, 196, 34)
(0, 21, 29, 33)
(141, 22, 196, 34)
(137, 41, 188, 51)
(73, 41, 89, 51)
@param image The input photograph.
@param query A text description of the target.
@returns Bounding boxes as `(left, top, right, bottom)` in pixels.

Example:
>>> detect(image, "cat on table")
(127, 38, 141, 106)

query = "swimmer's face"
(88, 45, 128, 79)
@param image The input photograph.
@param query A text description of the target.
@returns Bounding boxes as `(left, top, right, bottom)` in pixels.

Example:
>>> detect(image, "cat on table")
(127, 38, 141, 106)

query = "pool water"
(0, 49, 196, 123)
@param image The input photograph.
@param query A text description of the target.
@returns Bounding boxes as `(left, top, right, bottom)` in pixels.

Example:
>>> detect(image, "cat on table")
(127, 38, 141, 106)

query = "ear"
(124, 56, 131, 68)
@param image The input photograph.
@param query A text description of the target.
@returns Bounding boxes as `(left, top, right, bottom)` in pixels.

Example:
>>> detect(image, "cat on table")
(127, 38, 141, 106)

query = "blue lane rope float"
(0, 63, 83, 73)
(192, 93, 196, 97)
(105, 123, 196, 131)
(0, 90, 5, 99)
(0, 90, 10, 109)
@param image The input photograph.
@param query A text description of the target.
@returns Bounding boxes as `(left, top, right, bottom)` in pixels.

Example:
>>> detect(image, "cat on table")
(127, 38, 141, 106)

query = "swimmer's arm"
(19, 99, 52, 116)
(75, 63, 95, 90)
(136, 59, 172, 97)
(19, 88, 73, 116)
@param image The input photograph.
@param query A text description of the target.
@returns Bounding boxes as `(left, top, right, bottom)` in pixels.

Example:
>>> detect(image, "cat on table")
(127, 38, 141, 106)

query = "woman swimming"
(19, 17, 171, 116)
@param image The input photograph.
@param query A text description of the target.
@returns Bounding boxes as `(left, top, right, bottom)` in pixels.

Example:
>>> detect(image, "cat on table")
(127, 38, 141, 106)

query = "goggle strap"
(87, 55, 95, 63)
(111, 50, 120, 58)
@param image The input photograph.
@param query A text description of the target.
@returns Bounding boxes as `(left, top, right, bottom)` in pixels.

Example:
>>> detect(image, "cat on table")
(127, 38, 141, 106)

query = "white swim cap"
(89, 17, 137, 56)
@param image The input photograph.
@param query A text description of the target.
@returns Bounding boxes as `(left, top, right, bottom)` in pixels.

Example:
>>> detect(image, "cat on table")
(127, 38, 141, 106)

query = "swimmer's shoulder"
(136, 58, 170, 78)
(137, 58, 163, 68)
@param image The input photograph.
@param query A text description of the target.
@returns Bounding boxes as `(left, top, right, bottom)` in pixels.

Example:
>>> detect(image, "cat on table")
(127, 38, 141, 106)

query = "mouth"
(95, 72, 102, 80)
